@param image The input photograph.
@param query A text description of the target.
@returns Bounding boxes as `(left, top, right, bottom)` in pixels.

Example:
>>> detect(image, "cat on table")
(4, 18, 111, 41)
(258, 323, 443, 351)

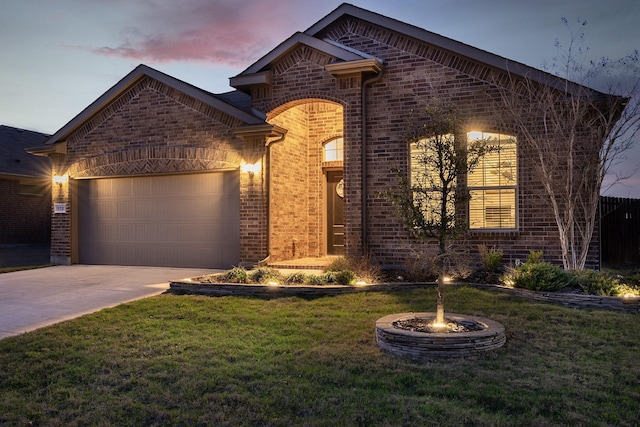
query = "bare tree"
(385, 103, 496, 324)
(495, 18, 640, 270)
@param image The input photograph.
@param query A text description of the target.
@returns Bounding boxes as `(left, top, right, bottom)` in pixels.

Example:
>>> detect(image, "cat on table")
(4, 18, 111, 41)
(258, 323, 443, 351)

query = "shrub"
(570, 269, 618, 296)
(444, 248, 474, 281)
(326, 257, 351, 272)
(478, 245, 503, 273)
(568, 269, 640, 296)
(526, 250, 544, 264)
(333, 269, 356, 285)
(249, 267, 282, 284)
(403, 251, 439, 282)
(284, 271, 307, 284)
(220, 267, 248, 283)
(326, 256, 382, 284)
(320, 271, 338, 285)
(613, 283, 640, 297)
(306, 274, 327, 286)
(509, 260, 573, 292)
(625, 270, 640, 287)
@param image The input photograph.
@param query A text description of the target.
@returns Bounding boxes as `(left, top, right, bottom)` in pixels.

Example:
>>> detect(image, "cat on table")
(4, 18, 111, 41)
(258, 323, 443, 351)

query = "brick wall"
(0, 178, 51, 244)
(249, 15, 599, 269)
(268, 101, 344, 262)
(269, 104, 309, 261)
(50, 76, 251, 264)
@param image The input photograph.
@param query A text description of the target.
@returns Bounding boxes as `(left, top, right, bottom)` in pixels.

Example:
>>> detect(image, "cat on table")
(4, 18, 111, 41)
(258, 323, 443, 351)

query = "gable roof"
(230, 31, 382, 88)
(233, 2, 610, 98)
(304, 3, 553, 84)
(44, 64, 265, 146)
(0, 125, 50, 179)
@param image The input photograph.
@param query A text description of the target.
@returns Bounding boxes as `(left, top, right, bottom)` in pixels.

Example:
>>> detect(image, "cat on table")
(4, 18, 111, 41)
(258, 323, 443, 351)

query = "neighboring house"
(31, 4, 616, 269)
(600, 197, 640, 266)
(0, 125, 51, 244)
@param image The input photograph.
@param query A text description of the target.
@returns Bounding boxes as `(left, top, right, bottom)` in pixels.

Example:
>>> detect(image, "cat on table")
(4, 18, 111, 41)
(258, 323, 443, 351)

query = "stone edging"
(168, 280, 640, 312)
(472, 284, 640, 313)
(168, 280, 428, 297)
(376, 312, 506, 360)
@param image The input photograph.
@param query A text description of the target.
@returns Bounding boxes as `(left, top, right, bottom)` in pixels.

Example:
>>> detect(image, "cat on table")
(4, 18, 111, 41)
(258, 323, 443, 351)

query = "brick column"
(239, 149, 267, 265)
(50, 154, 71, 265)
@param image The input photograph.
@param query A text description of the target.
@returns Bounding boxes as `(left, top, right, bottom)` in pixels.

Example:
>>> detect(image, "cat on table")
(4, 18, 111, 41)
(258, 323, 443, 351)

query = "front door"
(327, 171, 344, 255)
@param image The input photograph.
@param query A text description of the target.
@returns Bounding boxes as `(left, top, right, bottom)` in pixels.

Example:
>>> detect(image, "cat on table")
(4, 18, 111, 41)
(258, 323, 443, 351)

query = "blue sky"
(1, 0, 639, 195)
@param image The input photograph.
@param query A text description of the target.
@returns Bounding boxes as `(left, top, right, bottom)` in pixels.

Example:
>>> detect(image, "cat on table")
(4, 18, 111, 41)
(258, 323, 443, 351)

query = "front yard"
(1, 286, 638, 426)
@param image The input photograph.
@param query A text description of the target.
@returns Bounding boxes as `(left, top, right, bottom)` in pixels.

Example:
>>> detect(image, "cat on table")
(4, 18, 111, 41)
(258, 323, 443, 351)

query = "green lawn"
(1, 286, 638, 426)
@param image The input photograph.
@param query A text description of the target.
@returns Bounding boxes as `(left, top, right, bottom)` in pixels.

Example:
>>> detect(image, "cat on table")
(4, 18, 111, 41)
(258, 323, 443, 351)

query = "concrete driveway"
(0, 265, 221, 340)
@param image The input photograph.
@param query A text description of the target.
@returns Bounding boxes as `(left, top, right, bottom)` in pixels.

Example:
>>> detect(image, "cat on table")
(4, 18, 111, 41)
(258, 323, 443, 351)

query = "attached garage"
(77, 172, 239, 268)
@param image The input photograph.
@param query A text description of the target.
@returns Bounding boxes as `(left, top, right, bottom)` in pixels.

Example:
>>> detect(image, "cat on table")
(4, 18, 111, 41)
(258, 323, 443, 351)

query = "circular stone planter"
(376, 312, 506, 361)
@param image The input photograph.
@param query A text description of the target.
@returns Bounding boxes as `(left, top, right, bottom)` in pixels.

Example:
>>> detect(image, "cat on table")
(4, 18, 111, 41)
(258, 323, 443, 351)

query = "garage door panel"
(78, 172, 240, 268)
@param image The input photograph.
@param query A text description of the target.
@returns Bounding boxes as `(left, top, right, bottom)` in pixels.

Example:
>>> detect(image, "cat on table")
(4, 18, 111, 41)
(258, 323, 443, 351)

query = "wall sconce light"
(53, 174, 68, 186)
(240, 161, 261, 177)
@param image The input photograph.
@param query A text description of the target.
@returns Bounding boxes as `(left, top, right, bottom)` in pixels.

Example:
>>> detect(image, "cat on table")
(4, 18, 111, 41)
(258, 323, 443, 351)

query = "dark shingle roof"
(0, 125, 50, 179)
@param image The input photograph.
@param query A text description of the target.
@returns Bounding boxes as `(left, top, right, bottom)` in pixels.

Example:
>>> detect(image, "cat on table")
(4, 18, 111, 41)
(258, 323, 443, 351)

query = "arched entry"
(267, 99, 344, 262)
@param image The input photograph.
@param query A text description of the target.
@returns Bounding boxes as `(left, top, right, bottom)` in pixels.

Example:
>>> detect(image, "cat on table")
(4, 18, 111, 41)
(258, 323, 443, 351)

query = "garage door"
(78, 172, 239, 268)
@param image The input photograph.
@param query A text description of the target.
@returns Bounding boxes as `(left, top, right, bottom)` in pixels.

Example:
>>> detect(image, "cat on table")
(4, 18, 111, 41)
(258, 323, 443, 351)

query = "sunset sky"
(1, 0, 639, 195)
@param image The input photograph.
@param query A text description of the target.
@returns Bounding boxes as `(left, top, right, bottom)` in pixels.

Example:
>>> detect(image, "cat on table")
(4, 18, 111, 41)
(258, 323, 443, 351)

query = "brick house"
(0, 125, 50, 245)
(33, 3, 612, 269)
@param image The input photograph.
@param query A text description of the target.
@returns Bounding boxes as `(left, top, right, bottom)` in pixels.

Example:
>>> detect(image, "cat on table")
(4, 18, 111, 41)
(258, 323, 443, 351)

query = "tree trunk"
(436, 271, 445, 324)
(436, 238, 446, 324)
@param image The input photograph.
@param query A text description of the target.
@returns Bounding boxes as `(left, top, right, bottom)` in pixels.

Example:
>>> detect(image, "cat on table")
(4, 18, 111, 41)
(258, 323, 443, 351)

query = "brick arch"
(266, 96, 346, 120)
(68, 146, 242, 178)
(320, 134, 344, 146)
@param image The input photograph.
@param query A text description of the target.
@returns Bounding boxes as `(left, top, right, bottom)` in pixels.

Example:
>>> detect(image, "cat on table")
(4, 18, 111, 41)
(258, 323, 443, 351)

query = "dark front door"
(327, 171, 344, 255)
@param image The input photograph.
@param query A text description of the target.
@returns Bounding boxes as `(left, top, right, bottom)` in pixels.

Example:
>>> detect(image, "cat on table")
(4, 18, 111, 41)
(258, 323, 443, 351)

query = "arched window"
(323, 137, 344, 162)
(467, 132, 517, 229)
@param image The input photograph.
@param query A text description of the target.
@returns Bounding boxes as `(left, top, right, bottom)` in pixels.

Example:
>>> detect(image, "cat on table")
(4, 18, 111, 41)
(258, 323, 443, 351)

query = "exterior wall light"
(53, 174, 68, 186)
(240, 161, 261, 176)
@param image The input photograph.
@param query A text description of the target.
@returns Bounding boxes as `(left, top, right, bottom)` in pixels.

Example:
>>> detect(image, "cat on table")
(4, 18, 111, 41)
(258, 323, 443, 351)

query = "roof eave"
(325, 58, 384, 76)
(229, 70, 273, 90)
(26, 141, 67, 157)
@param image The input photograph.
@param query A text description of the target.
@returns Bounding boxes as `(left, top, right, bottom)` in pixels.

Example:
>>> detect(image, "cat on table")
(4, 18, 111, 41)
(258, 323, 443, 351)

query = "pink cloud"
(89, 0, 317, 67)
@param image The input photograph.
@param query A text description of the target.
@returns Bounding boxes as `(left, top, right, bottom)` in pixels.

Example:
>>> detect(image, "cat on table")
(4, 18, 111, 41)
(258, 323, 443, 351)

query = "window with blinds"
(467, 132, 517, 229)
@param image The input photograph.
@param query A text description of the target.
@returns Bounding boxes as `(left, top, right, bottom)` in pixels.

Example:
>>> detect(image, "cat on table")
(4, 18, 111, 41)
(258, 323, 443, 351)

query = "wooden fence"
(600, 196, 640, 265)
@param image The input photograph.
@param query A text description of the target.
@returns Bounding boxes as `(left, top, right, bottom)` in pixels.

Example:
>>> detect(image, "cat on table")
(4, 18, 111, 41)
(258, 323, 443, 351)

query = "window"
(323, 137, 344, 161)
(467, 132, 517, 229)
(409, 135, 456, 226)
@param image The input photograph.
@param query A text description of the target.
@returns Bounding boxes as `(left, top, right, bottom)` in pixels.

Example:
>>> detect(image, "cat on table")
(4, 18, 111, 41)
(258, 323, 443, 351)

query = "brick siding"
(0, 179, 51, 244)
(250, 16, 599, 268)
(50, 76, 253, 264)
